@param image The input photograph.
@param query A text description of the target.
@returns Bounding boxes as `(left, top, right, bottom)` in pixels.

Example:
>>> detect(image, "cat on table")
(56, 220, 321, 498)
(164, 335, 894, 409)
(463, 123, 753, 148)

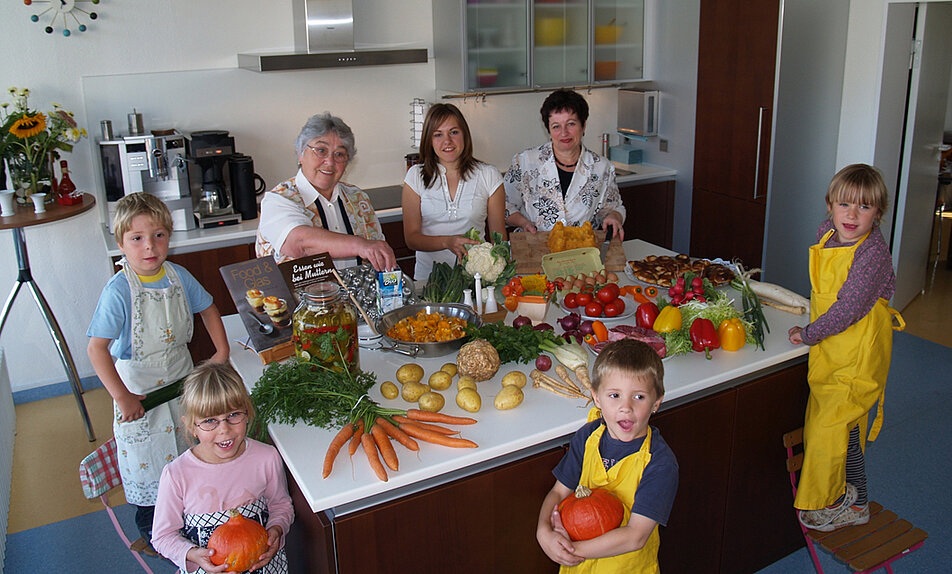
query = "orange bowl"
(535, 17, 566, 46)
(594, 61, 619, 81)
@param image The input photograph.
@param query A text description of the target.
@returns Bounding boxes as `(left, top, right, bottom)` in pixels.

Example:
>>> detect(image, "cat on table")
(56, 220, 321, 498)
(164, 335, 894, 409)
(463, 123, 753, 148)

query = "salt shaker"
(474, 273, 483, 314)
(484, 286, 498, 313)
(462, 289, 474, 309)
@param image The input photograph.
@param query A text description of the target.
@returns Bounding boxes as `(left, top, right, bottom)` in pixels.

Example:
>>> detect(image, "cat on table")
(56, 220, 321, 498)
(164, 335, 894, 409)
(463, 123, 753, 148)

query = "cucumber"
(141, 378, 185, 412)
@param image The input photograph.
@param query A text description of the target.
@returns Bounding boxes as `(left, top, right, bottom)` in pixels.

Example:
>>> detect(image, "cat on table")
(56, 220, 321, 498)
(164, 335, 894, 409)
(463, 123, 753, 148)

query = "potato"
(380, 380, 399, 400)
(440, 363, 459, 377)
(501, 371, 527, 389)
(418, 391, 446, 413)
(396, 363, 425, 385)
(457, 375, 477, 391)
(428, 371, 453, 391)
(494, 385, 524, 410)
(456, 388, 482, 413)
(402, 381, 428, 402)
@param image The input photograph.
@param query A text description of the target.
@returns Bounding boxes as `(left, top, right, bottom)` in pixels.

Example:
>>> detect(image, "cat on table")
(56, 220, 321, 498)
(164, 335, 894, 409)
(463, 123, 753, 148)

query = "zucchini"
(141, 378, 185, 412)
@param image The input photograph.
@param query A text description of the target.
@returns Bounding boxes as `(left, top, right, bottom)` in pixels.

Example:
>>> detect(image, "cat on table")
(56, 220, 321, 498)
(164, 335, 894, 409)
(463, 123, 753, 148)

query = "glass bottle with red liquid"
(56, 160, 82, 205)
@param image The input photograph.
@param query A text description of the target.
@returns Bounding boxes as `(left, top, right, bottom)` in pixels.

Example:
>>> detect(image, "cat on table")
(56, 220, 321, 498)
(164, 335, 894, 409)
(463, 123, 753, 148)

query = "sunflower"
(10, 113, 47, 139)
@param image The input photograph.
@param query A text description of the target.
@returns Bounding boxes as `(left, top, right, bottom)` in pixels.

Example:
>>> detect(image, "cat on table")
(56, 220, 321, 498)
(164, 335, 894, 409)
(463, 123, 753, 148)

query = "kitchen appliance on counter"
(99, 131, 196, 232)
(186, 130, 244, 228)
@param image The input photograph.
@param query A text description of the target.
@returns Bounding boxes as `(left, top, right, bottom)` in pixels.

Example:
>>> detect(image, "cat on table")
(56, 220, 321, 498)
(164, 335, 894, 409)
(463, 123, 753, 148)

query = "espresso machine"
(186, 130, 244, 228)
(99, 131, 196, 231)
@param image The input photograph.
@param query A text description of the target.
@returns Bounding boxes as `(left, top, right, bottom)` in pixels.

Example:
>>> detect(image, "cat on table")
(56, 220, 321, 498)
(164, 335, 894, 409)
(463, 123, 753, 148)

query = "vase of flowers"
(0, 87, 87, 204)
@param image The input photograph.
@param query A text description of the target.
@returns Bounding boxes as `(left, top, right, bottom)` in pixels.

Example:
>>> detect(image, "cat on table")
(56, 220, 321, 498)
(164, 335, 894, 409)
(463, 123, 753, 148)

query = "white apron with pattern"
(114, 260, 194, 506)
(180, 499, 288, 574)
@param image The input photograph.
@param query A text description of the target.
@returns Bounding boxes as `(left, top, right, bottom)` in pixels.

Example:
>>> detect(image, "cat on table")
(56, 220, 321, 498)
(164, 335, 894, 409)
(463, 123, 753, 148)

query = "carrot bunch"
(323, 409, 478, 482)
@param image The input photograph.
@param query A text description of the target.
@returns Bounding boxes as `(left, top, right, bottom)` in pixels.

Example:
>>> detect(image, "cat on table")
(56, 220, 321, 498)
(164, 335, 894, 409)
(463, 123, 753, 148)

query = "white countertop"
(612, 162, 677, 185)
(228, 239, 803, 516)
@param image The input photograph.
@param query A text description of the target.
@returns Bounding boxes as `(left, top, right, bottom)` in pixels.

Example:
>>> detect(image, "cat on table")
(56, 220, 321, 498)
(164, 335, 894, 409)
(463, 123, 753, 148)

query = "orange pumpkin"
(558, 484, 625, 541)
(207, 509, 270, 572)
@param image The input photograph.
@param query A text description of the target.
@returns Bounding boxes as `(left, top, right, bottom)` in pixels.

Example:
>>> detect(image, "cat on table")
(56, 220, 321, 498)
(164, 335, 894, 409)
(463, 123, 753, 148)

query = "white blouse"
(404, 161, 503, 280)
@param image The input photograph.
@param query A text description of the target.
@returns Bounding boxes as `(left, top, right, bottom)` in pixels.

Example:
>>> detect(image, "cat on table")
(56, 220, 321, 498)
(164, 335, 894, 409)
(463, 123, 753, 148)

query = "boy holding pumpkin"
(537, 339, 679, 572)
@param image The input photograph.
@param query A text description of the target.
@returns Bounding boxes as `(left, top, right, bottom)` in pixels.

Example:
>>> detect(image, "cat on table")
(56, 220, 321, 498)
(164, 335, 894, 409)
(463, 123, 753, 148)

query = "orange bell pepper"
(717, 318, 746, 352)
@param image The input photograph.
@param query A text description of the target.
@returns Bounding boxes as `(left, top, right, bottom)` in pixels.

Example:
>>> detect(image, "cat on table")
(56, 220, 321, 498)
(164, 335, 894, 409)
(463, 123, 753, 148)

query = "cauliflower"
(461, 228, 516, 287)
(464, 242, 508, 282)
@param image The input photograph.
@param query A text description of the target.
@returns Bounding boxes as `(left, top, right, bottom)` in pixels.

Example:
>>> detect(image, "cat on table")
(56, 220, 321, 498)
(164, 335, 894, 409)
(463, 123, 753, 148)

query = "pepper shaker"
(463, 289, 474, 309)
(484, 286, 498, 313)
(474, 274, 483, 314)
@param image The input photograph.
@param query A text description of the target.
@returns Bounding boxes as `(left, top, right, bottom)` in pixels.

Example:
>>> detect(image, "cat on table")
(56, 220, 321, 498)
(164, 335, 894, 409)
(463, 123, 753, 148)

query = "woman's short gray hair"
(294, 113, 357, 160)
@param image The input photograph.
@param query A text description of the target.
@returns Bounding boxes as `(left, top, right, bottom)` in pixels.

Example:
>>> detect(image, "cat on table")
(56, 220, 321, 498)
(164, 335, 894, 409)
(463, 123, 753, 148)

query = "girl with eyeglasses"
(152, 362, 293, 574)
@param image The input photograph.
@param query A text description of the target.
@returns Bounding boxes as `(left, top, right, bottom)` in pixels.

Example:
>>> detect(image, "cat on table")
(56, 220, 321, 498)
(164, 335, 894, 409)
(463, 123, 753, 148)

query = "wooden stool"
(783, 428, 927, 573)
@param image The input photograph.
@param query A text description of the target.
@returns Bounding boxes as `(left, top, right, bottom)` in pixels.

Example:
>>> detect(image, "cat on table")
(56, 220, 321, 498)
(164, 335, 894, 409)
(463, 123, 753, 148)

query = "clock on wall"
(24, 0, 100, 37)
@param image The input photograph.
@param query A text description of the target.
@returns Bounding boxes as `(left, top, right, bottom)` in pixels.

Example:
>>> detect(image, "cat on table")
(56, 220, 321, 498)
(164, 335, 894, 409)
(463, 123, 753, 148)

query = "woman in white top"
(402, 103, 507, 280)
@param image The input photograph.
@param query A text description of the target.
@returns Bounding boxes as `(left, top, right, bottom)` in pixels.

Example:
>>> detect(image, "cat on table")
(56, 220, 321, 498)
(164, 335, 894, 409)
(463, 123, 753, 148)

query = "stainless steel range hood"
(238, 0, 427, 72)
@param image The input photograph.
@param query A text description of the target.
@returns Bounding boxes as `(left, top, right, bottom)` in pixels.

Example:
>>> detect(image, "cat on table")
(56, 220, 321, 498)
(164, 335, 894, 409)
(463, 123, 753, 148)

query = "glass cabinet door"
(592, 0, 644, 82)
(533, 0, 589, 86)
(467, 1, 529, 91)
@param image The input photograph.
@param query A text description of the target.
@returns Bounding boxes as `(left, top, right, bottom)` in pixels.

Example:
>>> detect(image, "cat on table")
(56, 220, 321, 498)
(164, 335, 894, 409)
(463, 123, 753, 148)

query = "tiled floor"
(9, 263, 952, 534)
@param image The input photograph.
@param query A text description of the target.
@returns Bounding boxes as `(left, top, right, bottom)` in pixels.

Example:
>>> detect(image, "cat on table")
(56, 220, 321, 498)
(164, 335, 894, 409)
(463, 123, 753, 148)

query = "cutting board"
(510, 230, 626, 274)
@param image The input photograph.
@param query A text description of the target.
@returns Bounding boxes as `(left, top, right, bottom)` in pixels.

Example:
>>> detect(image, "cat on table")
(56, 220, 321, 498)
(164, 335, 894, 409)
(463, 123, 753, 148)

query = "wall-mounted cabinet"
(433, 0, 644, 93)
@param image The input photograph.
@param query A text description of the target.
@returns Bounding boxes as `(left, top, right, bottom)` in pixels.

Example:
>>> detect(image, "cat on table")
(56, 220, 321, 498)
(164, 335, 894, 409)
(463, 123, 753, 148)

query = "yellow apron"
(562, 408, 661, 574)
(794, 229, 904, 509)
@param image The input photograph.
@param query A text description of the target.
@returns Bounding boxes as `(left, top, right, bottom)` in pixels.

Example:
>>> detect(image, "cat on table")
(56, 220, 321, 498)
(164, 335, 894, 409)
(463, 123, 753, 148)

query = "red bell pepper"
(689, 318, 720, 359)
(635, 302, 660, 330)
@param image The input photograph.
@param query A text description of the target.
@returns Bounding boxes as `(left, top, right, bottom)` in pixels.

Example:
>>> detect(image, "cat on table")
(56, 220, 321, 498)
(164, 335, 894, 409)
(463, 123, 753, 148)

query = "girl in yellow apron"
(537, 340, 678, 573)
(788, 165, 903, 532)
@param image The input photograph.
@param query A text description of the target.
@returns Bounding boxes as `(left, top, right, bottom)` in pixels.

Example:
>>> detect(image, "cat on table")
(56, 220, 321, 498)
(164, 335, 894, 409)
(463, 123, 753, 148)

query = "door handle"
(753, 107, 769, 199)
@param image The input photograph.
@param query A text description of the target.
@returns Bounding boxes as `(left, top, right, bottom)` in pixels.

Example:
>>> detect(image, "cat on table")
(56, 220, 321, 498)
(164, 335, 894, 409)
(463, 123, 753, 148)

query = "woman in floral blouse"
(504, 89, 625, 239)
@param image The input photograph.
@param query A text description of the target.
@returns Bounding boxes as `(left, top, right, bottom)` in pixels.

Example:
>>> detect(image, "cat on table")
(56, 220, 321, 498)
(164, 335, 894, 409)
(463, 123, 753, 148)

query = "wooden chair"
(79, 438, 155, 574)
(783, 428, 928, 573)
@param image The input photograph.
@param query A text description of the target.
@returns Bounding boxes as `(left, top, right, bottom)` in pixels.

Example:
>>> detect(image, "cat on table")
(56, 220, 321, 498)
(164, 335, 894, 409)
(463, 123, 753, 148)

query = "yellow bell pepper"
(653, 305, 682, 333)
(717, 318, 746, 351)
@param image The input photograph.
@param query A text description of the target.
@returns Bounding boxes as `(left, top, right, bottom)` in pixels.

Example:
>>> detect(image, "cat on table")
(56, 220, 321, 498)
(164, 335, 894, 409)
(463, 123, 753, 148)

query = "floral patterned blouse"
(503, 142, 625, 231)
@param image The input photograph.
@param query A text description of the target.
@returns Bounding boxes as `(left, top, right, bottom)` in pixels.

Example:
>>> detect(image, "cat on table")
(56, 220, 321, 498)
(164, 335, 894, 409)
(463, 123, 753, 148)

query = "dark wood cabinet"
(168, 243, 256, 362)
(690, 187, 766, 268)
(653, 360, 809, 574)
(620, 179, 675, 250)
(691, 0, 779, 268)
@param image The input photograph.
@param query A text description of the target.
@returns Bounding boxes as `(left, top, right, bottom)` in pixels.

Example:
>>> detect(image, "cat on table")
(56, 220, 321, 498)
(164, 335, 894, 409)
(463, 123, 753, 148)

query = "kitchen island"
(227, 239, 810, 574)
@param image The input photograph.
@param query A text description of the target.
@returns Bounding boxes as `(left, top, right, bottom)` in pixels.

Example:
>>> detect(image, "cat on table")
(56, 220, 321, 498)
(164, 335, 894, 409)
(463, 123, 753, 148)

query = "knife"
(600, 224, 614, 261)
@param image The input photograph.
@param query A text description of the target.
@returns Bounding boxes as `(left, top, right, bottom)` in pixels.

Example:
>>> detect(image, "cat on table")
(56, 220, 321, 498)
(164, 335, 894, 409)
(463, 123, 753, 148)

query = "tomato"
(504, 296, 519, 312)
(563, 292, 579, 309)
(597, 284, 620, 304)
(501, 285, 513, 297)
(604, 298, 626, 318)
(576, 292, 593, 306)
(585, 301, 604, 317)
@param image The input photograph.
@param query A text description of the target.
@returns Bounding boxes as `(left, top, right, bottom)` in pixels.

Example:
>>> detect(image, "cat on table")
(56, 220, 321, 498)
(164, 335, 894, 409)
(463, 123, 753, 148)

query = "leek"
(538, 339, 589, 371)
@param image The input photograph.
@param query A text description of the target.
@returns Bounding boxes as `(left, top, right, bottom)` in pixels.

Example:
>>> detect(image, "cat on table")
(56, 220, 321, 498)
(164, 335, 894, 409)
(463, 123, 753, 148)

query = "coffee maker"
(186, 130, 243, 228)
(99, 131, 196, 231)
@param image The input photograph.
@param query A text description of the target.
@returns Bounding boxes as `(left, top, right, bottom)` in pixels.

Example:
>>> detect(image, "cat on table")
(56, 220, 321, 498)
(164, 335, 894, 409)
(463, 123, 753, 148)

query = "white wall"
(2, 0, 697, 391)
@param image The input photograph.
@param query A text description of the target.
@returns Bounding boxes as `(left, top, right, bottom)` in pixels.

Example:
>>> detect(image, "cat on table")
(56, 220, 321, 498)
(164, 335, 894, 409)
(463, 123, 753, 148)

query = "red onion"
(512, 315, 532, 329)
(535, 355, 553, 371)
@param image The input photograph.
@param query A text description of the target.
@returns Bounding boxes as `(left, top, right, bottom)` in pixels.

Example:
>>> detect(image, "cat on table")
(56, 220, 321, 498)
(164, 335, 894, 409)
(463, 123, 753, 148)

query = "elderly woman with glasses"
(256, 113, 396, 271)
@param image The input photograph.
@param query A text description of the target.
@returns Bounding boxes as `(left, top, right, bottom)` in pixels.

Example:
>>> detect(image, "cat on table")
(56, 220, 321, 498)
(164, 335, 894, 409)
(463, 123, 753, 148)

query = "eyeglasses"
(306, 144, 349, 164)
(195, 411, 248, 432)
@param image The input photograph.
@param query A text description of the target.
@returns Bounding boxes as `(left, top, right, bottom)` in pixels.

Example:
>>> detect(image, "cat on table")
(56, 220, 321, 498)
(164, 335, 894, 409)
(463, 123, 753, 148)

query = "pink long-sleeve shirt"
(152, 438, 294, 573)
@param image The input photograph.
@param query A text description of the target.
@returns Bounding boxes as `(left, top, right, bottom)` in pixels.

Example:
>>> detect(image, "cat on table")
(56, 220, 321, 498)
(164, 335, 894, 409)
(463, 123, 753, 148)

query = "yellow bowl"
(594, 25, 622, 45)
(535, 17, 565, 46)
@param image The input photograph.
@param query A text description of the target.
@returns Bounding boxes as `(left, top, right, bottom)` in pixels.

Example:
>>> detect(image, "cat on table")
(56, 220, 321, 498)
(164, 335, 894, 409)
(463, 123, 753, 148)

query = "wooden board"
(510, 230, 626, 274)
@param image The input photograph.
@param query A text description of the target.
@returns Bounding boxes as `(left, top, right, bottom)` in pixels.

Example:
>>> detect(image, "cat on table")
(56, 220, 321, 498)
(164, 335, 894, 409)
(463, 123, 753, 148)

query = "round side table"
(0, 194, 97, 441)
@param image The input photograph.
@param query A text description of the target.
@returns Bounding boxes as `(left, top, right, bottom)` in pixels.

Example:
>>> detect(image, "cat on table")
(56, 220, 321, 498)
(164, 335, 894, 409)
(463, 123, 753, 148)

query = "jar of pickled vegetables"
(292, 282, 359, 373)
